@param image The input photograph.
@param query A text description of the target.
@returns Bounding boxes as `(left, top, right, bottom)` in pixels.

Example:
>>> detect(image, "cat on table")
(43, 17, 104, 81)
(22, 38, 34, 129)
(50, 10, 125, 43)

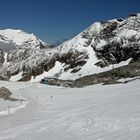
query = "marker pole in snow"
(8, 106, 10, 116)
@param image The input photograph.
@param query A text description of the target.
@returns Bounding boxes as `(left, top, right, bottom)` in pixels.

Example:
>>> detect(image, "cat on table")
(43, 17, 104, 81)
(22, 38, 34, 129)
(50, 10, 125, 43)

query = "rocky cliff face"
(0, 48, 88, 81)
(0, 14, 140, 81)
(91, 15, 140, 66)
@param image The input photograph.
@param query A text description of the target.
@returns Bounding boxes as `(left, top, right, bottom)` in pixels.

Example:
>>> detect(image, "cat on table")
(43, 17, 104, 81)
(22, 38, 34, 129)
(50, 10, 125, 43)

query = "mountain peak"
(0, 29, 48, 49)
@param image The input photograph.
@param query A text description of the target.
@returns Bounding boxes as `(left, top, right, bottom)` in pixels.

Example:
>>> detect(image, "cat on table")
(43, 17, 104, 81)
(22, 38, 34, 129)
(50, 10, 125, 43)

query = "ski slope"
(0, 80, 140, 140)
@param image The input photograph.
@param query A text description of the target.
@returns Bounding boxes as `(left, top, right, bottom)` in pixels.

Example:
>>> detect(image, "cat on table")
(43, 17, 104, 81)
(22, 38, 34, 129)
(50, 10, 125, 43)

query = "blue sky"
(0, 0, 140, 43)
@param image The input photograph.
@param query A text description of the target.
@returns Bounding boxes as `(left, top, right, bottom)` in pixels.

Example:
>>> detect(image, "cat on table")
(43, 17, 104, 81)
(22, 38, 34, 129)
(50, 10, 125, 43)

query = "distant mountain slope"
(0, 29, 48, 50)
(0, 14, 140, 81)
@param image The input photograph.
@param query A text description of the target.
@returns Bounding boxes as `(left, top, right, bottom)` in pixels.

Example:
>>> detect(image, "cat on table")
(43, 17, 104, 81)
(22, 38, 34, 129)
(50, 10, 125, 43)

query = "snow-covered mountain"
(0, 29, 48, 50)
(0, 14, 140, 82)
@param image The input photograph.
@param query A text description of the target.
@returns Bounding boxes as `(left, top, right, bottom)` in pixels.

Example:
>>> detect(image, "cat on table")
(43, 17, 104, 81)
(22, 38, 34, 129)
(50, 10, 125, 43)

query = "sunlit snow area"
(0, 79, 140, 140)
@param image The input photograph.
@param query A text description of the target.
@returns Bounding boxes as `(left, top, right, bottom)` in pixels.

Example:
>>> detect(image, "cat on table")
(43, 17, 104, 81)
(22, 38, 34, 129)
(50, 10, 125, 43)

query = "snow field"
(0, 79, 140, 139)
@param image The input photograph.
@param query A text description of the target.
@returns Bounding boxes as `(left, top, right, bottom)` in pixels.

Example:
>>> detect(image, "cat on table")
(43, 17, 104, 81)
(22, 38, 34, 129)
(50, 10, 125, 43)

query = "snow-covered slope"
(0, 34, 17, 51)
(49, 13, 140, 80)
(1, 14, 140, 81)
(0, 79, 140, 140)
(0, 29, 48, 50)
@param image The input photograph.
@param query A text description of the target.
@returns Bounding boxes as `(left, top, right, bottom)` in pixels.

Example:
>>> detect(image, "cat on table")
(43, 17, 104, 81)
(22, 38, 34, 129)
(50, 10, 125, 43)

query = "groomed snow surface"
(0, 79, 140, 140)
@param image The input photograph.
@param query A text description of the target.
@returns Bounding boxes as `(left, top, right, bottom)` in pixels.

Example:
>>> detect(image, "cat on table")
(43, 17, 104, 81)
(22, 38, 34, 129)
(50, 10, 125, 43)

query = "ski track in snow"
(0, 80, 140, 140)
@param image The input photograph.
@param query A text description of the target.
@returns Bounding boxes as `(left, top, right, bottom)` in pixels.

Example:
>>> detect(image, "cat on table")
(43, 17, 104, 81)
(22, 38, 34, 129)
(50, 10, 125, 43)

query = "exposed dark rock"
(18, 73, 31, 81)
(94, 61, 106, 68)
(75, 61, 140, 87)
(0, 50, 4, 68)
(128, 13, 138, 17)
(100, 22, 118, 39)
(117, 18, 124, 22)
(71, 67, 81, 73)
(32, 65, 44, 77)
(0, 86, 12, 100)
